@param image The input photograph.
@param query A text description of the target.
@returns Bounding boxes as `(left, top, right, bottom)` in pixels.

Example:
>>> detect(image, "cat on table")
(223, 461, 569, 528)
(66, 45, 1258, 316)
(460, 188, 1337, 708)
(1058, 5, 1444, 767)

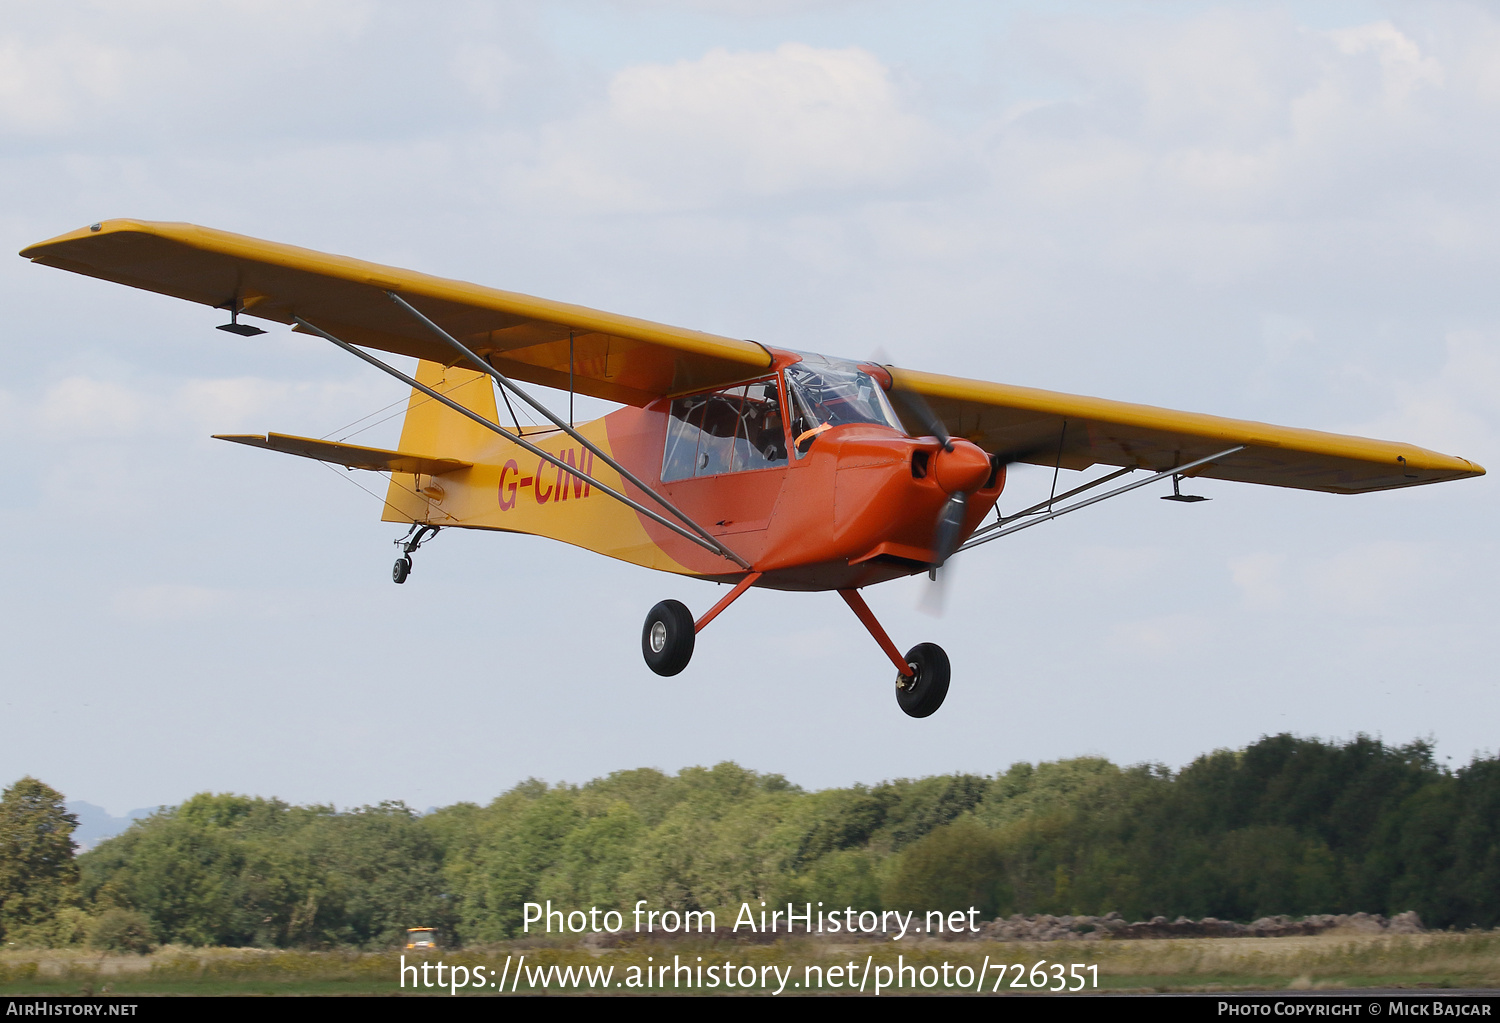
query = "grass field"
(3, 931, 1497, 996)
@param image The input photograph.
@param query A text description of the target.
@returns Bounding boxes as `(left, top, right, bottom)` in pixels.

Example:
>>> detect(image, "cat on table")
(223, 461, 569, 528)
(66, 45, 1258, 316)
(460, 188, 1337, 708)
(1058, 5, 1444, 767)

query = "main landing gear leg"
(838, 589, 950, 718)
(642, 572, 762, 677)
(391, 524, 440, 584)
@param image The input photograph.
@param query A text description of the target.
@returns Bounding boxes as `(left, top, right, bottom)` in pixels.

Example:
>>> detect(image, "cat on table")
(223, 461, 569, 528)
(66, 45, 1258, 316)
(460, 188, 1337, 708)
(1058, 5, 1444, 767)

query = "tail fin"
(382, 360, 499, 523)
(395, 360, 499, 456)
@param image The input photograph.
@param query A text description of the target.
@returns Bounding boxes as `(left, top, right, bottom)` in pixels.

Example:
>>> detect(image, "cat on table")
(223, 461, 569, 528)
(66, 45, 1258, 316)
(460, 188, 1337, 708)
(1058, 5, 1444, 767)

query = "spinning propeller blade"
(933, 491, 968, 568)
(889, 386, 953, 452)
(872, 351, 981, 617)
(919, 490, 968, 616)
(918, 561, 952, 617)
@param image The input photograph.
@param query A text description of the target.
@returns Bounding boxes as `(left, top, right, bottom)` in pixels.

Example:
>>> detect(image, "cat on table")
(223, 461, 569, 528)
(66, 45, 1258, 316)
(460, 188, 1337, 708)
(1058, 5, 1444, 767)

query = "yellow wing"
(889, 367, 1483, 494)
(21, 220, 772, 406)
(20, 220, 1483, 494)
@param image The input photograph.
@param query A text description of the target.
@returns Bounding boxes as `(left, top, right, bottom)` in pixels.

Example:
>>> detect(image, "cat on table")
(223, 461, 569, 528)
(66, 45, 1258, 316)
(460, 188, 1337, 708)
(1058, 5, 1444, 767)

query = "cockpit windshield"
(784, 360, 902, 453)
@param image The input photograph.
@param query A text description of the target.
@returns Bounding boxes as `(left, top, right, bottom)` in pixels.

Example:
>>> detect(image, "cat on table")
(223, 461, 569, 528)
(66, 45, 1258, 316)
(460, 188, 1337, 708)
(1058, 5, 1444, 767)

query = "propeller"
(892, 387, 990, 575)
(870, 346, 953, 452)
(888, 386, 954, 453)
(871, 350, 986, 615)
(932, 490, 968, 570)
(918, 487, 975, 615)
(918, 491, 966, 616)
(917, 559, 952, 617)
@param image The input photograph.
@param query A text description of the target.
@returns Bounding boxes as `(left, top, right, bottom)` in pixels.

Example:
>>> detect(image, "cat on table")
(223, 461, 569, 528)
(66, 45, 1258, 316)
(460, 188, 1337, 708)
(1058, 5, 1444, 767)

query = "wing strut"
(384, 291, 752, 570)
(294, 315, 751, 568)
(958, 446, 1245, 554)
(985, 465, 1135, 531)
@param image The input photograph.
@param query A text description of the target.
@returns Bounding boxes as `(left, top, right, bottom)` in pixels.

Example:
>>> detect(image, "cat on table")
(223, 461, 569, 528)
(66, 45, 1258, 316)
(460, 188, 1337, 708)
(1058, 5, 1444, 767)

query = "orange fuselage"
(382, 357, 1005, 593)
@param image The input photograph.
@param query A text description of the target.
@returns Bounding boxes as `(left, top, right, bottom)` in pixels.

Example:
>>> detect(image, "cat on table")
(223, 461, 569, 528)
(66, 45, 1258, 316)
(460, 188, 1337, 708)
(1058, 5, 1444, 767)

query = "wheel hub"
(649, 621, 667, 654)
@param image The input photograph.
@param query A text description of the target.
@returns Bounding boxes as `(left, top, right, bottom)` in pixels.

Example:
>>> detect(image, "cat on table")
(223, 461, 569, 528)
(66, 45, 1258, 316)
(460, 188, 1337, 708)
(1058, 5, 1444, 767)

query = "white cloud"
(977, 10, 1499, 250)
(1230, 552, 1287, 611)
(1107, 611, 1216, 659)
(1329, 22, 1445, 102)
(450, 43, 521, 110)
(0, 35, 127, 132)
(1304, 541, 1435, 616)
(512, 43, 941, 212)
(17, 374, 399, 443)
(1354, 330, 1500, 462)
(38, 377, 147, 437)
(1231, 542, 1443, 618)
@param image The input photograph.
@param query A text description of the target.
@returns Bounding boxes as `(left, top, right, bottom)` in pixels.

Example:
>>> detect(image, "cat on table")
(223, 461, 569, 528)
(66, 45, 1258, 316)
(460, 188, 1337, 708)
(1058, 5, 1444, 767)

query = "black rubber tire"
(896, 642, 950, 718)
(392, 557, 411, 584)
(642, 599, 695, 676)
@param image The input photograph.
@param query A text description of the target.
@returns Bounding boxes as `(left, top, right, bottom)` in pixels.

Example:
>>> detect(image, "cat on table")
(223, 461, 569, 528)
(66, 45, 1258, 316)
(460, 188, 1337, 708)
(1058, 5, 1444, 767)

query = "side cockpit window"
(662, 379, 787, 482)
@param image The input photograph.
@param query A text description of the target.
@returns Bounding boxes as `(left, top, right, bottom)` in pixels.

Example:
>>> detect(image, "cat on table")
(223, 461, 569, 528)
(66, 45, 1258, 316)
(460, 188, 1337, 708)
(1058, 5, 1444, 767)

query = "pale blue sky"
(2, 1, 1496, 813)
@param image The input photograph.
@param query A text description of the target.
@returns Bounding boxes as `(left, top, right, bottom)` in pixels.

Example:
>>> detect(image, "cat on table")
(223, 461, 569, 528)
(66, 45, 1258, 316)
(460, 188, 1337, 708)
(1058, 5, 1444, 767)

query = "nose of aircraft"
(931, 439, 992, 495)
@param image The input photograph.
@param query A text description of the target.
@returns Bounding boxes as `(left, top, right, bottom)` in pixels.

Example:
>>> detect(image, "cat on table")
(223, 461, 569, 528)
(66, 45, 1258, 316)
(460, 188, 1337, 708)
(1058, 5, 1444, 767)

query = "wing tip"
(20, 218, 201, 259)
(212, 433, 274, 450)
(1415, 453, 1485, 479)
(21, 218, 147, 259)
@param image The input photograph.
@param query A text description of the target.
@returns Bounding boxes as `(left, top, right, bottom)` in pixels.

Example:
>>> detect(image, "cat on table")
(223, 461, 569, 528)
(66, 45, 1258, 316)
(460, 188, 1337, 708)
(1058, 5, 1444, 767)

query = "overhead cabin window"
(661, 379, 787, 482)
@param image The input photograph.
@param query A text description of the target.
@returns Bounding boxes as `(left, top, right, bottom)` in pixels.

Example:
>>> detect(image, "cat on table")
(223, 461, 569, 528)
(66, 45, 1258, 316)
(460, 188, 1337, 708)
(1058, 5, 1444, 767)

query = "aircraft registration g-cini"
(22, 221, 1486, 717)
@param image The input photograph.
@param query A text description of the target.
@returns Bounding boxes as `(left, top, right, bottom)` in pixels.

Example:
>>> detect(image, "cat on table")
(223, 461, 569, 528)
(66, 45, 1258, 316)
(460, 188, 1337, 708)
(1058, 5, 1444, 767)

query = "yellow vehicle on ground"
(405, 928, 437, 951)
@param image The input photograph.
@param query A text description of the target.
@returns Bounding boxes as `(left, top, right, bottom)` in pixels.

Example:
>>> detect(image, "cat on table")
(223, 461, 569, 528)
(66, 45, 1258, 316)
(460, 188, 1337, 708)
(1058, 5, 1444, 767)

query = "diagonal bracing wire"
(294, 315, 748, 566)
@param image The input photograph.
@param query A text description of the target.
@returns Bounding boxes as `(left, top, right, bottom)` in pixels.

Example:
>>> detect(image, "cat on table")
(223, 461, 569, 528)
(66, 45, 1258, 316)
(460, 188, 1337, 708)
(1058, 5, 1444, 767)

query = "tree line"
(3, 733, 1497, 950)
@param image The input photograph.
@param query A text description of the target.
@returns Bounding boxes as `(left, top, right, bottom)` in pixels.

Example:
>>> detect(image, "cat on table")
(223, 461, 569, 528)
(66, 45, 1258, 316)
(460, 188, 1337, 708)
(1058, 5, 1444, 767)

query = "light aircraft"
(21, 221, 1485, 717)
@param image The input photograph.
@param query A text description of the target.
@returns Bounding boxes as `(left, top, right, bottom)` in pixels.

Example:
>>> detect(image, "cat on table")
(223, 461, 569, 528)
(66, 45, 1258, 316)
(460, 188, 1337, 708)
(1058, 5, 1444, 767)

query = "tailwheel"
(642, 600, 695, 676)
(896, 642, 950, 718)
(391, 523, 439, 585)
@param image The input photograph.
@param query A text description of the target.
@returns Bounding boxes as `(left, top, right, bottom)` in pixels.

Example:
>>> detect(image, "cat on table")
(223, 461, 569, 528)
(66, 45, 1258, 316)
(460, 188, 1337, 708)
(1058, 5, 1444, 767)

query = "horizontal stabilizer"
(213, 433, 471, 476)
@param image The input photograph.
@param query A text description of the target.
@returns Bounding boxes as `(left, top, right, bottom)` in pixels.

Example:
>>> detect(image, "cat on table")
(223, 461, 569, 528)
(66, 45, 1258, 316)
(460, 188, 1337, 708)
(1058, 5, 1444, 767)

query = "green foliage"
(68, 738, 1500, 948)
(974, 757, 1131, 828)
(0, 778, 80, 941)
(884, 818, 1005, 915)
(89, 908, 155, 954)
(776, 849, 884, 909)
(80, 795, 451, 948)
(2, 906, 93, 949)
